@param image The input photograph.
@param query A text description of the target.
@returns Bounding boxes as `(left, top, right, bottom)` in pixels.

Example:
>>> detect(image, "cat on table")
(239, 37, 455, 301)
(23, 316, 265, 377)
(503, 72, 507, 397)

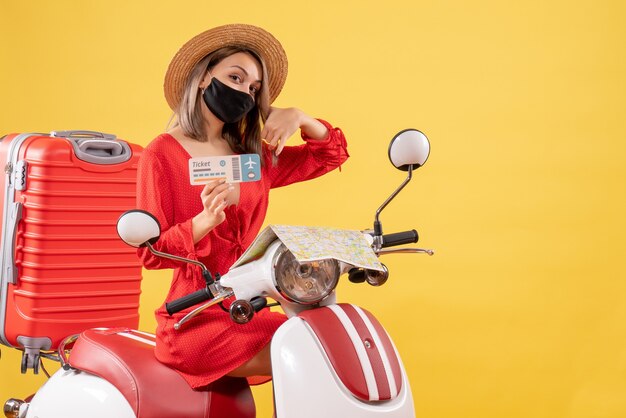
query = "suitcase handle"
(51, 130, 117, 141)
(70, 139, 132, 164)
(51, 130, 132, 165)
(75, 139, 125, 156)
(4, 202, 22, 284)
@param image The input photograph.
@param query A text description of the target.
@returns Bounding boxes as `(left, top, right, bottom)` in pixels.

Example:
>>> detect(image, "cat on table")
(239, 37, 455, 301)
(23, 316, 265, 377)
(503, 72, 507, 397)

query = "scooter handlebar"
(166, 288, 213, 316)
(381, 229, 419, 248)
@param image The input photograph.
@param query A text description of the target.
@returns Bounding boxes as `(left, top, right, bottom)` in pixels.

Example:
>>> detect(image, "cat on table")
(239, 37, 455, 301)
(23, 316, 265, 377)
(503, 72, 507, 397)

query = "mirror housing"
(116, 210, 161, 248)
(388, 129, 430, 171)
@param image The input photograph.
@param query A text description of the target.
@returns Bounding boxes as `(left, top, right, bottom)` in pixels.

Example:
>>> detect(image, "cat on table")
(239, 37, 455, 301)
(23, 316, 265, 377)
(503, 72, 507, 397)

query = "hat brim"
(164, 24, 288, 111)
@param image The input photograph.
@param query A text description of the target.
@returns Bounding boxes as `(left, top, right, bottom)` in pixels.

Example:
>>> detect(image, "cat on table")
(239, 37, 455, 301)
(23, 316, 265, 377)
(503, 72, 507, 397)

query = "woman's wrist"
(192, 212, 212, 243)
(298, 110, 329, 141)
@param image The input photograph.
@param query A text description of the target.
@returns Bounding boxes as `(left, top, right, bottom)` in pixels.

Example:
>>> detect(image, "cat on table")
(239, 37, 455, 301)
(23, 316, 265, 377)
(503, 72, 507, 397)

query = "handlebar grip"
(381, 229, 419, 248)
(166, 288, 212, 316)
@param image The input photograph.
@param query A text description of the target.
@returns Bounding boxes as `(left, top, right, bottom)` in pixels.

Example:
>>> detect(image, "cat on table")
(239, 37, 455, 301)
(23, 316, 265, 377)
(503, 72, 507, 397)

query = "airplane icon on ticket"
(244, 156, 257, 170)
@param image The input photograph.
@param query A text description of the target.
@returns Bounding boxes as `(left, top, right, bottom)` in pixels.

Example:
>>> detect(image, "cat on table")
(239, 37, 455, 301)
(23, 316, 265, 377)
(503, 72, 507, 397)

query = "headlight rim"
(272, 244, 339, 305)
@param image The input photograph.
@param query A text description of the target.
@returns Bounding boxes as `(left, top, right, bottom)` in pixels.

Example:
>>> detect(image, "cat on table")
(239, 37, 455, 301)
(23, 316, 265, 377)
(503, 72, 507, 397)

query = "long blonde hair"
(176, 46, 271, 162)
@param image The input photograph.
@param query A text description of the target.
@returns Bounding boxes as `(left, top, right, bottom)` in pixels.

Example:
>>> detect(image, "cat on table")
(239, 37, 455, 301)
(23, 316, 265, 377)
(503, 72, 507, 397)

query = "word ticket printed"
(189, 154, 262, 185)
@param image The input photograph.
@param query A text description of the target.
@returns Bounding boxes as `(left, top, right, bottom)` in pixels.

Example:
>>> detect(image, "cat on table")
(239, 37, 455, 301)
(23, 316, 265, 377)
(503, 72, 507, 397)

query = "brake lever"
(174, 290, 234, 330)
(375, 248, 435, 256)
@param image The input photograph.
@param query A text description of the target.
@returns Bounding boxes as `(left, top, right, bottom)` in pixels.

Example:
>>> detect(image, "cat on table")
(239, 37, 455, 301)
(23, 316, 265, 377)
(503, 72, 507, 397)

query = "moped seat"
(68, 328, 255, 418)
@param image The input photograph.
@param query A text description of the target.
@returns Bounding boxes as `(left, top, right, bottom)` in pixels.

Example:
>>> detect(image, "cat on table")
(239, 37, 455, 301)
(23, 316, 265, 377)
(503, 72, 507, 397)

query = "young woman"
(136, 24, 349, 389)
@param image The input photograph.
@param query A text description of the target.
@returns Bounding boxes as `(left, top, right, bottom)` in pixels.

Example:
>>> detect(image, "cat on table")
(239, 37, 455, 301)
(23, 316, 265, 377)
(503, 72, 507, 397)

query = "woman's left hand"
(261, 107, 303, 156)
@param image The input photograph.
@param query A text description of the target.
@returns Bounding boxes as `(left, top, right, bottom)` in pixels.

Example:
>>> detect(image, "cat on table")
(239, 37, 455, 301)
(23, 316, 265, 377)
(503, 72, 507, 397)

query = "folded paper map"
(231, 225, 384, 271)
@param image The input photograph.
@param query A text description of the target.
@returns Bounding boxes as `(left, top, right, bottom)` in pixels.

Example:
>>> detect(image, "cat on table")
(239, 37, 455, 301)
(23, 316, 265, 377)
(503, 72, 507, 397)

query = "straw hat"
(163, 24, 288, 111)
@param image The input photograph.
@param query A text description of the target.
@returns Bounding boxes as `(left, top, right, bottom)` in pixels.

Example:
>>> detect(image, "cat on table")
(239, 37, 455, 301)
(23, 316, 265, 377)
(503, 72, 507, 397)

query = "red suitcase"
(0, 130, 143, 373)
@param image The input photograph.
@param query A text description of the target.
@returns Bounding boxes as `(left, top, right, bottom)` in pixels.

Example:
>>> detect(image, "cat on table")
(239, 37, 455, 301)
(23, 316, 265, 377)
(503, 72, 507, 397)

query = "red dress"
(137, 119, 348, 389)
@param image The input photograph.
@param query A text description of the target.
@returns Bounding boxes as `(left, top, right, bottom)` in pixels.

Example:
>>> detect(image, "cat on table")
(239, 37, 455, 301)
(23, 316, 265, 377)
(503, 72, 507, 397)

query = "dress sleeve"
(135, 147, 211, 270)
(266, 119, 349, 189)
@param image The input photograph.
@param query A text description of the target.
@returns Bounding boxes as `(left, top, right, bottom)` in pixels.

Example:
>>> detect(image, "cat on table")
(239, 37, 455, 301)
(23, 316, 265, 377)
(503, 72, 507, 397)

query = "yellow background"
(1, 0, 625, 417)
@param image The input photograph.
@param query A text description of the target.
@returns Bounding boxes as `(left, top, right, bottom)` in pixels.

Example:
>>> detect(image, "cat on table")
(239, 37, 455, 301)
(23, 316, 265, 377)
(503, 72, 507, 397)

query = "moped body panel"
(271, 304, 415, 418)
(25, 368, 136, 418)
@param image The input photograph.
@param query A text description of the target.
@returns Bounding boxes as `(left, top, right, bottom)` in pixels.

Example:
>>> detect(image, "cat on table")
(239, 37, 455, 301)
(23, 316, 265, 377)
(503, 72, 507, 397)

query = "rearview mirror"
(116, 210, 161, 248)
(388, 129, 430, 171)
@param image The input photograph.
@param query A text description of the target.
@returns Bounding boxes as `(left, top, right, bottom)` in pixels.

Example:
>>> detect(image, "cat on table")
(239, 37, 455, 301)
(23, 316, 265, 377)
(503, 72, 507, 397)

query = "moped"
(4, 129, 433, 418)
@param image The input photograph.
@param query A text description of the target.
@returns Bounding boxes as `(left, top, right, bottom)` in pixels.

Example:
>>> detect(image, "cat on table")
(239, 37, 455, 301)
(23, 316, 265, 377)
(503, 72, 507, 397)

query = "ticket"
(188, 154, 262, 185)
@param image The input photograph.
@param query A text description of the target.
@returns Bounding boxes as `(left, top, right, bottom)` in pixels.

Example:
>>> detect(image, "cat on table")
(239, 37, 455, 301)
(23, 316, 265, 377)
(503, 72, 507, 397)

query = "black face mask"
(202, 77, 255, 124)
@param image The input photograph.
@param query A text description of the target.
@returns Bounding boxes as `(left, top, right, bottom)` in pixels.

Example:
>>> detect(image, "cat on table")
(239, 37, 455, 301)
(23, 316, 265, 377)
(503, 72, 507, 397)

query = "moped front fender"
(271, 304, 415, 418)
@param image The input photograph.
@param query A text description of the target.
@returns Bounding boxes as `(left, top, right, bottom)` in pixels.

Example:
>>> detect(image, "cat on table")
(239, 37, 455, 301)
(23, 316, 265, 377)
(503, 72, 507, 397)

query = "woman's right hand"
(192, 179, 233, 243)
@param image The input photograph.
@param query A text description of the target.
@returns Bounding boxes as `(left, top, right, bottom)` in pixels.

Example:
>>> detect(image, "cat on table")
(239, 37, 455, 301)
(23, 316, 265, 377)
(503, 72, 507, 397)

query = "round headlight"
(273, 245, 339, 305)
